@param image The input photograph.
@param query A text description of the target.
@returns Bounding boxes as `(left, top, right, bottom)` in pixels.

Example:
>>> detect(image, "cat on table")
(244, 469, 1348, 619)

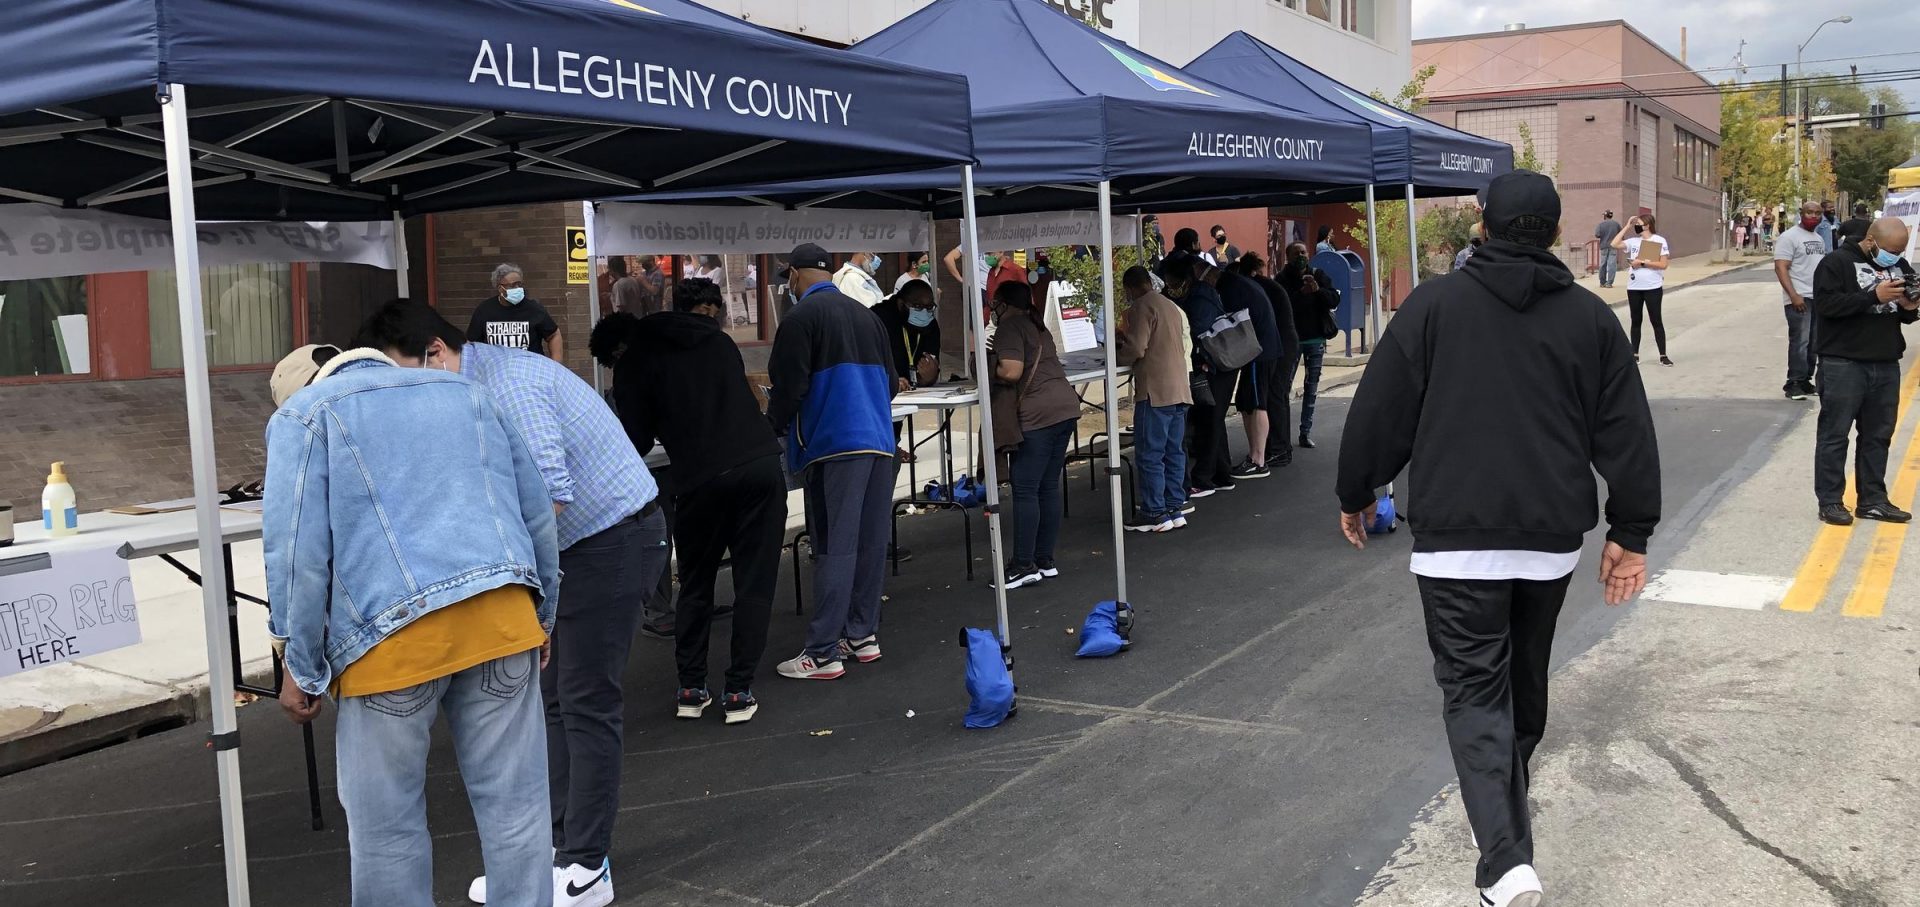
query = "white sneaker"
(776, 651, 846, 680)
(556, 860, 614, 907)
(1478, 864, 1543, 907)
(469, 865, 563, 904)
(839, 635, 882, 663)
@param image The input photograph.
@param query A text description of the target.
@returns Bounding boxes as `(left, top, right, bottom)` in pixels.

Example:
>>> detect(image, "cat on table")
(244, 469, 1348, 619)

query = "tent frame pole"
(582, 201, 605, 394)
(1099, 181, 1128, 606)
(1404, 183, 1420, 291)
(1364, 184, 1383, 348)
(961, 167, 1013, 661)
(162, 82, 253, 907)
(392, 210, 410, 298)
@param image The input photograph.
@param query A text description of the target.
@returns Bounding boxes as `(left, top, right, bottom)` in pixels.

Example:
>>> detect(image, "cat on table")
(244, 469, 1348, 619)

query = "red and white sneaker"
(839, 635, 882, 663)
(776, 652, 845, 680)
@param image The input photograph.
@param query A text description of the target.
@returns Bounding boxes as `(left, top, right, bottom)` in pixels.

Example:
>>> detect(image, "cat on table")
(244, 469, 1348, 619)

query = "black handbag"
(1188, 369, 1216, 408)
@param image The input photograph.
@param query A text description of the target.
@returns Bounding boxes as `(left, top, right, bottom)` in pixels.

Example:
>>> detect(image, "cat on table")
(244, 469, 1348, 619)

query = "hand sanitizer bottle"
(42, 461, 77, 537)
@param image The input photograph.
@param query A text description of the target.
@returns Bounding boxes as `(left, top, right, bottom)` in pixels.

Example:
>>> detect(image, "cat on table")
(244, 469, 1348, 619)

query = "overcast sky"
(1412, 0, 1920, 106)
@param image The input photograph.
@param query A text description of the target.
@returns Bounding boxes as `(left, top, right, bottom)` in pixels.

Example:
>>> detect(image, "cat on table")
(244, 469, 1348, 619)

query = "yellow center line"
(1842, 359, 1920, 617)
(1781, 357, 1920, 612)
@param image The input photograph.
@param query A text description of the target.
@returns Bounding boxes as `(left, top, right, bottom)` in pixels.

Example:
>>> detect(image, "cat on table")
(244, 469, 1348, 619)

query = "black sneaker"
(1785, 383, 1809, 401)
(1188, 486, 1217, 499)
(1178, 501, 1197, 515)
(889, 544, 913, 563)
(1297, 435, 1316, 449)
(640, 620, 676, 639)
(1820, 504, 1855, 526)
(675, 688, 711, 719)
(1857, 502, 1913, 523)
(1229, 459, 1271, 480)
(1005, 564, 1045, 589)
(1214, 479, 1238, 492)
(722, 690, 758, 725)
(1124, 512, 1173, 533)
(1035, 559, 1060, 578)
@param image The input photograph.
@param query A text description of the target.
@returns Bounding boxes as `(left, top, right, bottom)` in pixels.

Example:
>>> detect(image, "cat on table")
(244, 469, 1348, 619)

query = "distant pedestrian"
(1611, 214, 1672, 365)
(635, 255, 668, 314)
(1278, 242, 1340, 449)
(1338, 170, 1660, 907)
(1763, 211, 1776, 244)
(1116, 266, 1193, 535)
(1838, 202, 1873, 249)
(1315, 225, 1336, 254)
(1593, 210, 1622, 287)
(1203, 224, 1243, 267)
(1453, 235, 1483, 273)
(1774, 201, 1828, 400)
(1810, 218, 1920, 526)
(1819, 200, 1839, 251)
(469, 262, 563, 361)
(607, 255, 644, 316)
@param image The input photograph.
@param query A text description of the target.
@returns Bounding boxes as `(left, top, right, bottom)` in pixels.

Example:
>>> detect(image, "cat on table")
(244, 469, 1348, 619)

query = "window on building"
(0, 277, 89, 377)
(148, 263, 296, 369)
(1276, 0, 1375, 40)
(1456, 106, 1560, 174)
(1673, 128, 1717, 187)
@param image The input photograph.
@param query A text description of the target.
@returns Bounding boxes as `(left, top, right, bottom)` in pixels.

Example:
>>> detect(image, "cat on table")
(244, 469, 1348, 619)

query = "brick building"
(1414, 21, 1723, 260)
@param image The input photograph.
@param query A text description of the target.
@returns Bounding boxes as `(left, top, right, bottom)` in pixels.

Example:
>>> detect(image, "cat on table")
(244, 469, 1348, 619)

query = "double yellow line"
(1781, 357, 1920, 617)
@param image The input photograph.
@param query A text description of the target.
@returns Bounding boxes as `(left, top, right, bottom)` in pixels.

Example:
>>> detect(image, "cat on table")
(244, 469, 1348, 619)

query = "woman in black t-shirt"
(467, 262, 562, 360)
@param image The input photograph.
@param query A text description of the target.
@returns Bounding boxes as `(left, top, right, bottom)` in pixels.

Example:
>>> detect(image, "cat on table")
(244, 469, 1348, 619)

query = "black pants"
(1815, 356, 1900, 508)
(546, 508, 670, 868)
(1416, 572, 1572, 889)
(1186, 367, 1239, 490)
(1265, 349, 1300, 464)
(673, 454, 788, 694)
(1627, 287, 1667, 356)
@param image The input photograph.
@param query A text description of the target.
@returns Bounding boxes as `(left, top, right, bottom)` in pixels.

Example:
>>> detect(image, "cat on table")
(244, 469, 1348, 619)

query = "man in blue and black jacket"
(766, 242, 898, 681)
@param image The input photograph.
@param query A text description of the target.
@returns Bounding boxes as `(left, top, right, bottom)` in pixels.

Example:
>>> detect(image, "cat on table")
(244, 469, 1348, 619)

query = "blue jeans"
(1298, 341, 1326, 438)
(1134, 402, 1189, 519)
(1784, 303, 1814, 386)
(1815, 357, 1899, 507)
(1009, 417, 1075, 569)
(1598, 249, 1618, 286)
(335, 649, 552, 907)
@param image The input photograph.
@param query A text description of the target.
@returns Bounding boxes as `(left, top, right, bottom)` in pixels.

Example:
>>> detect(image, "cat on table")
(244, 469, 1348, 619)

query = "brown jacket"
(1116, 290, 1194, 407)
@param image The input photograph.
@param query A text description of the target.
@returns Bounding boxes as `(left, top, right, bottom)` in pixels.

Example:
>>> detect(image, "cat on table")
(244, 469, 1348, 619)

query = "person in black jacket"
(1336, 171, 1660, 907)
(1278, 242, 1340, 449)
(1811, 217, 1920, 526)
(1164, 258, 1236, 496)
(1230, 253, 1302, 468)
(1211, 260, 1291, 478)
(598, 279, 787, 724)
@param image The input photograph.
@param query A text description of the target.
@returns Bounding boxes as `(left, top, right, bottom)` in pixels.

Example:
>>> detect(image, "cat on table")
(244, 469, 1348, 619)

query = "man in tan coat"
(1117, 265, 1196, 532)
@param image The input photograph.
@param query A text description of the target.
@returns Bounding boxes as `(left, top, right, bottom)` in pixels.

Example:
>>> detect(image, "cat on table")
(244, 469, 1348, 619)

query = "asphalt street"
(2, 267, 1912, 906)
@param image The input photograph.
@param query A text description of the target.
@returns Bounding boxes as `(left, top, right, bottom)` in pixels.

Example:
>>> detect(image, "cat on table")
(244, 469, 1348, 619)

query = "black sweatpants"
(673, 453, 789, 694)
(1415, 572, 1572, 889)
(1186, 367, 1239, 490)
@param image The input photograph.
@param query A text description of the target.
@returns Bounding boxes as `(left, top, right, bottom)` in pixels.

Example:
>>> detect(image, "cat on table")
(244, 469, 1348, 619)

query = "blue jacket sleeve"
(262, 412, 335, 696)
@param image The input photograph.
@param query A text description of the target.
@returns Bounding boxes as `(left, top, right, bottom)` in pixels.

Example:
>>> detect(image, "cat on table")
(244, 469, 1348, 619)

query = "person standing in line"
(1205, 259, 1287, 480)
(352, 302, 666, 907)
(1610, 214, 1672, 365)
(1838, 202, 1873, 249)
(1116, 265, 1194, 536)
(1775, 201, 1829, 401)
(766, 243, 898, 680)
(1593, 210, 1622, 288)
(1279, 242, 1341, 449)
(598, 280, 788, 724)
(834, 251, 887, 308)
(1231, 253, 1302, 468)
(1162, 256, 1236, 498)
(469, 262, 564, 361)
(1811, 218, 1920, 526)
(1337, 170, 1660, 907)
(264, 343, 561, 907)
(992, 281, 1085, 579)
(1203, 224, 1243, 267)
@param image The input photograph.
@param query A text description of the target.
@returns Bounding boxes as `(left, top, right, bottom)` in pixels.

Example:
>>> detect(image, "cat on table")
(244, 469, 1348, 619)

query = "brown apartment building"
(1415, 21, 1722, 260)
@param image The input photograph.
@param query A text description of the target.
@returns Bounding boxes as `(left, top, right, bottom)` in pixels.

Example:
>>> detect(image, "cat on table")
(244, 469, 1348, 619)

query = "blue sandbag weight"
(960, 627, 1015, 728)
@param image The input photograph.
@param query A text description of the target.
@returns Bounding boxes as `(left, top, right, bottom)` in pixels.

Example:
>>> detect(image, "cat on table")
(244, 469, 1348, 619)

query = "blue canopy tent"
(1, 1, 971, 902)
(610, 0, 1376, 679)
(1188, 31, 1514, 340)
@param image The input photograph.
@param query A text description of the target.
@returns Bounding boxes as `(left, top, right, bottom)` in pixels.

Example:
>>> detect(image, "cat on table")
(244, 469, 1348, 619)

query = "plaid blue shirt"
(462, 342, 657, 549)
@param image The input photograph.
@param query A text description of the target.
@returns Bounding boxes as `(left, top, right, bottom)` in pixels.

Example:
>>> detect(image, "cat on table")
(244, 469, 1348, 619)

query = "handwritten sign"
(0, 545, 141, 677)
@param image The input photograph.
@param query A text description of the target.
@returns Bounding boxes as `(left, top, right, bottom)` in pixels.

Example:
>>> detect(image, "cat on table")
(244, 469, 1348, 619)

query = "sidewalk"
(1584, 248, 1767, 307)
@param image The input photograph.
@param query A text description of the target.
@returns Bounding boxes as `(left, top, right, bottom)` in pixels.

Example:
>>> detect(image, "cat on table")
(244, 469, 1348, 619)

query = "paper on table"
(221, 500, 265, 514)
(110, 498, 200, 515)
(1058, 304, 1097, 353)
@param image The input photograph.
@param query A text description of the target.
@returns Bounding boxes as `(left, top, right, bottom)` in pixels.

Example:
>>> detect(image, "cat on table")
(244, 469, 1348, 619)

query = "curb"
(1599, 259, 1766, 310)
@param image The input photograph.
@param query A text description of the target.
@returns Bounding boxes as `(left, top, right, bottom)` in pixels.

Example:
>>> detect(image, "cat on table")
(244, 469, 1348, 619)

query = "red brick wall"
(432, 203, 597, 383)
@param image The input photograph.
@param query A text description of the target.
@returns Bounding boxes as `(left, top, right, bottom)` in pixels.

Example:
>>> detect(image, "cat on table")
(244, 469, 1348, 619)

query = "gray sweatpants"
(802, 455, 893, 659)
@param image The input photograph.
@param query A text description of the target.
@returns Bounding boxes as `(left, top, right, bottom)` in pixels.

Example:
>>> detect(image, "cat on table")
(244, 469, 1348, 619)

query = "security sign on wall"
(567, 226, 590, 284)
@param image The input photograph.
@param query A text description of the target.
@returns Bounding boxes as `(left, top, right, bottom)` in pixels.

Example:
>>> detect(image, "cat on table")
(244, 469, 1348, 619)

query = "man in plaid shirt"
(355, 300, 665, 907)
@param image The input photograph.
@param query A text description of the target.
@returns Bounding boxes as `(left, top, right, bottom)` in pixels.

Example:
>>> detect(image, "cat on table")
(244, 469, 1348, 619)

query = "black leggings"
(1627, 287, 1666, 356)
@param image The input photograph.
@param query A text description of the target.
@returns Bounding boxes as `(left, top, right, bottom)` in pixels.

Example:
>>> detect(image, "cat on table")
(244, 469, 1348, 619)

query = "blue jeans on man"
(1298, 341, 1326, 440)
(1598, 249, 1618, 287)
(335, 650, 552, 907)
(1785, 302, 1816, 391)
(1134, 402, 1189, 520)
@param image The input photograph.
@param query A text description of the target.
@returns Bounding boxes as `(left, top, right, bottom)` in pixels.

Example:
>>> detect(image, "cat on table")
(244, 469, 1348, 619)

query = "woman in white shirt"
(1610, 213, 1672, 365)
(692, 255, 729, 293)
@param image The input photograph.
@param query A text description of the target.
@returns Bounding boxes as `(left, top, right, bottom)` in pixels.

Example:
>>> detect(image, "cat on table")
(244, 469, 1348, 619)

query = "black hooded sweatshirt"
(1335, 240, 1662, 554)
(613, 311, 781, 494)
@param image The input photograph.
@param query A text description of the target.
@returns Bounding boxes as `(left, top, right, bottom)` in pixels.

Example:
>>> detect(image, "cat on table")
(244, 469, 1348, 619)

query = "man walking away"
(1775, 202, 1828, 401)
(1838, 202, 1873, 249)
(1593, 211, 1622, 287)
(265, 344, 561, 907)
(1811, 217, 1920, 526)
(766, 243, 898, 681)
(1116, 266, 1193, 529)
(601, 280, 788, 723)
(353, 302, 667, 907)
(1279, 242, 1341, 449)
(1336, 170, 1661, 907)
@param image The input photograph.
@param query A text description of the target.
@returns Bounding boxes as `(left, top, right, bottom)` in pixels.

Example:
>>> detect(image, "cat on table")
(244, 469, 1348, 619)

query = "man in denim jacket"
(264, 344, 561, 907)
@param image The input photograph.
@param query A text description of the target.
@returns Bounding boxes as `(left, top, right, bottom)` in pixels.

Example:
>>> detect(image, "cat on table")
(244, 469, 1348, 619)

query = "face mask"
(916, 263, 931, 275)
(1214, 235, 1227, 245)
(1632, 225, 1645, 235)
(863, 257, 881, 274)
(503, 287, 525, 305)
(986, 255, 1001, 269)
(1802, 216, 1822, 231)
(1874, 248, 1901, 268)
(908, 307, 936, 328)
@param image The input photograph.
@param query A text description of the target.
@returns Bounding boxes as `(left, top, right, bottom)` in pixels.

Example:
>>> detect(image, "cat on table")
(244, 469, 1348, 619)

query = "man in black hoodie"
(1335, 171, 1660, 907)
(602, 278, 787, 724)
(1810, 217, 1920, 526)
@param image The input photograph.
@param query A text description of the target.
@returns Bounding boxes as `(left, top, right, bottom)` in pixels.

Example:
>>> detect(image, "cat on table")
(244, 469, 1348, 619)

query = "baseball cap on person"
(270, 344, 343, 407)
(1481, 170, 1561, 246)
(782, 243, 832, 278)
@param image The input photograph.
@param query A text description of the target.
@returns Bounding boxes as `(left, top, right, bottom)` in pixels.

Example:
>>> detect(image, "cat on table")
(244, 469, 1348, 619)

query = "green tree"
(1418, 203, 1483, 269)
(1042, 244, 1146, 321)
(1719, 81, 1796, 214)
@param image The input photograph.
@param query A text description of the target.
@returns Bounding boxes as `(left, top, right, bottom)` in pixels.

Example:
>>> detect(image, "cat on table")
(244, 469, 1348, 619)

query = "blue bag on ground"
(1076, 601, 1128, 658)
(962, 628, 1014, 728)
(1368, 492, 1398, 535)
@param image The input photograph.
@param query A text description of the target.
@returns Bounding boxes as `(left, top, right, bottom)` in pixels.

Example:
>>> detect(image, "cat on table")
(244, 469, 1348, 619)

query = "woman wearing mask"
(834, 251, 887, 307)
(894, 252, 933, 294)
(693, 254, 729, 292)
(1610, 214, 1673, 365)
(989, 282, 1081, 589)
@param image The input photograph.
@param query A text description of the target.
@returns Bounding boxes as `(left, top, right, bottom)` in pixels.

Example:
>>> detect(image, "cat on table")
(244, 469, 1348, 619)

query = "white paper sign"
(1057, 303, 1098, 353)
(0, 203, 396, 281)
(969, 212, 1141, 250)
(0, 545, 141, 677)
(595, 202, 929, 255)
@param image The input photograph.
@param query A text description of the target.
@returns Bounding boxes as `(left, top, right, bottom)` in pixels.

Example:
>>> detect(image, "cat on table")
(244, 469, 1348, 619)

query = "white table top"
(8, 506, 263, 561)
(894, 386, 980, 408)
(1065, 364, 1133, 386)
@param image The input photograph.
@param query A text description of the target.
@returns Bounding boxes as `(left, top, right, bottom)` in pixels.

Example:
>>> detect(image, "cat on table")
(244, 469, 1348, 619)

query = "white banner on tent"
(970, 212, 1140, 250)
(0, 203, 395, 280)
(595, 203, 929, 255)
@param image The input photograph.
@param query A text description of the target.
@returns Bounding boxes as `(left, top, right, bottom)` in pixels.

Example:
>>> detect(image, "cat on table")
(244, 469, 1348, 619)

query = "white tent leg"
(961, 166, 1011, 650)
(582, 201, 604, 394)
(1098, 181, 1128, 607)
(1364, 185, 1383, 347)
(392, 210, 410, 298)
(1405, 183, 1420, 291)
(162, 82, 252, 907)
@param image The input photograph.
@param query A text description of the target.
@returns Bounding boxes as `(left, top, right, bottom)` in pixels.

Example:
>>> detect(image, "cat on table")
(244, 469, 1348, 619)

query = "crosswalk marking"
(1643, 570, 1793, 611)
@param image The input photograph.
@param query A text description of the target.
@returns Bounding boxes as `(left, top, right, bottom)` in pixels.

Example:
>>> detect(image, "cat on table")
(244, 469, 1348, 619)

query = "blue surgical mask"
(863, 256, 881, 274)
(908, 307, 936, 328)
(503, 287, 526, 305)
(1875, 248, 1901, 268)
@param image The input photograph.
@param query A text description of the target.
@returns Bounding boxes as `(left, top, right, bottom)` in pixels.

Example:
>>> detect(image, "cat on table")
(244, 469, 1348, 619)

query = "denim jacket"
(264, 355, 561, 696)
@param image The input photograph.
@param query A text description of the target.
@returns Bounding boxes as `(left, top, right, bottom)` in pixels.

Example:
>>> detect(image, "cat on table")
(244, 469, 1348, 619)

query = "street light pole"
(1795, 15, 1853, 203)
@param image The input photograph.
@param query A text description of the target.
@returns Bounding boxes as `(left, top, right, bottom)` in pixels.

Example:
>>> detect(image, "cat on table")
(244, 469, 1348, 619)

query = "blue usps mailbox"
(1315, 249, 1367, 355)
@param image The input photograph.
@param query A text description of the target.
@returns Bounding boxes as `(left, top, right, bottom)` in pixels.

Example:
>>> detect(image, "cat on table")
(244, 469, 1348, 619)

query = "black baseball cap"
(1481, 170, 1560, 244)
(783, 243, 832, 277)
